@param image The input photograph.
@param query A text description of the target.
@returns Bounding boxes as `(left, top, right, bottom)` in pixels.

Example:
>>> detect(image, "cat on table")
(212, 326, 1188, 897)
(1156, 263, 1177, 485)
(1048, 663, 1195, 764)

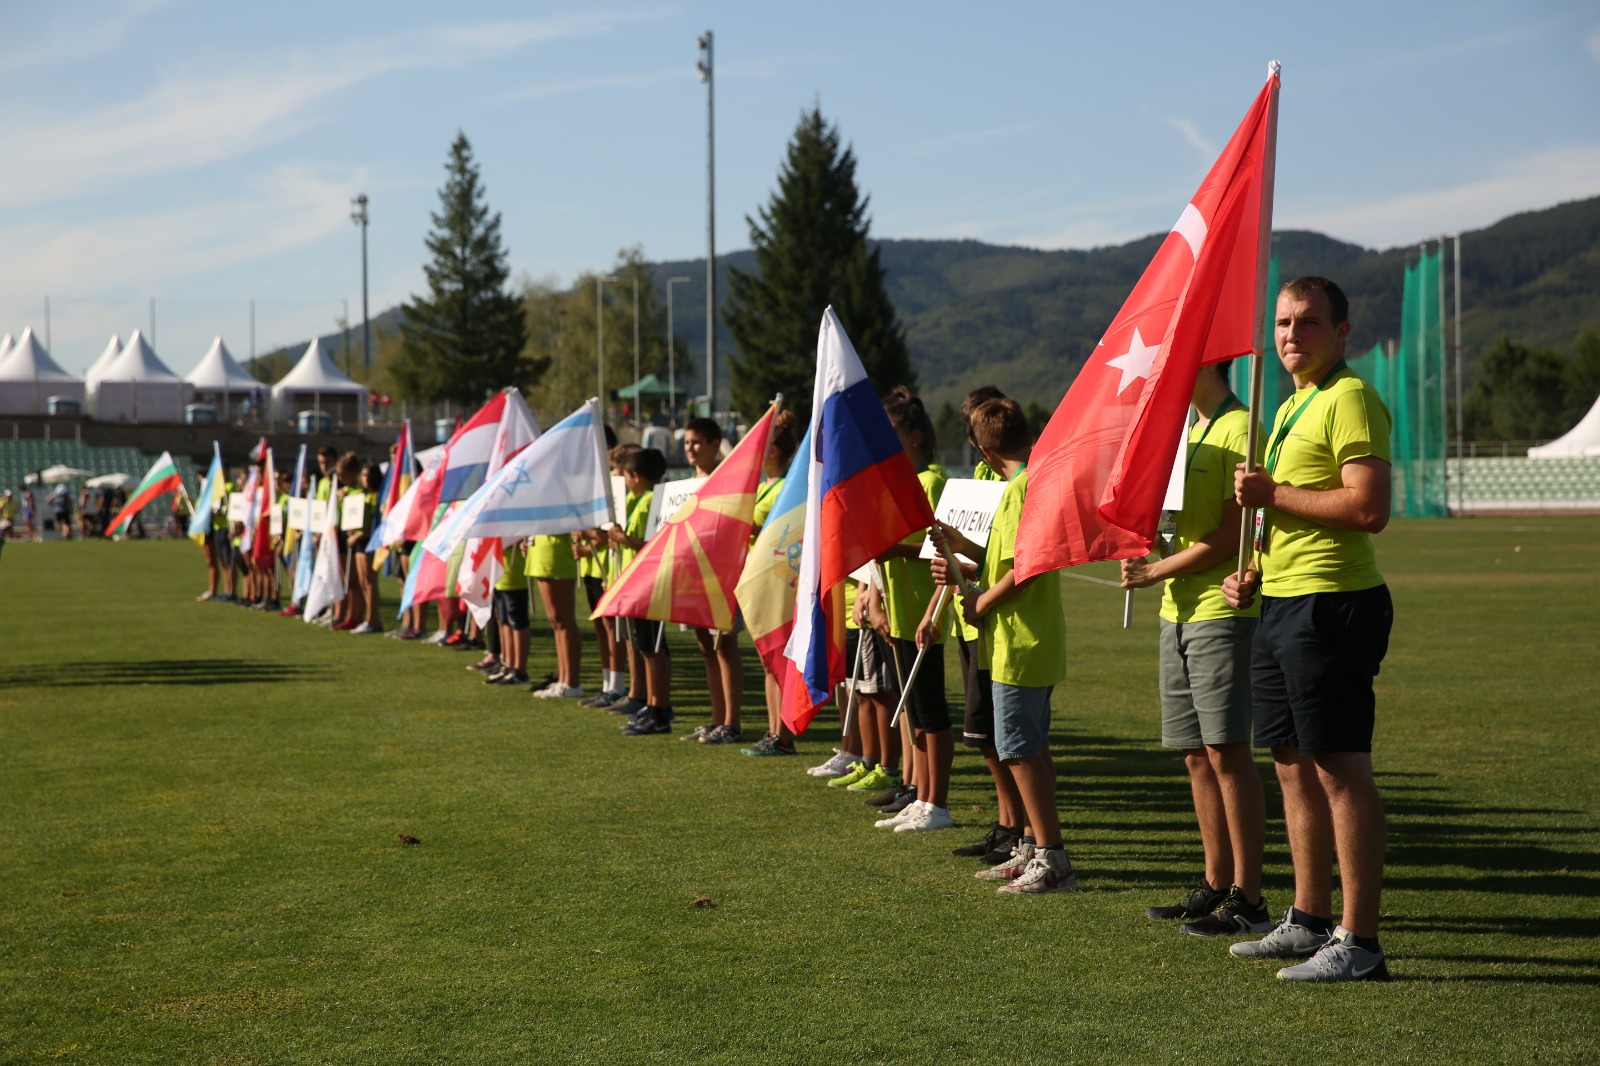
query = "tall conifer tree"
(396, 133, 541, 406)
(724, 109, 911, 421)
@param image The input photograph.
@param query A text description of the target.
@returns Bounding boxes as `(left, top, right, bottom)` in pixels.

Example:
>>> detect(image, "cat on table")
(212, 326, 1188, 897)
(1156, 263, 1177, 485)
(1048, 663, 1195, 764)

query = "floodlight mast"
(697, 31, 715, 419)
(350, 194, 370, 373)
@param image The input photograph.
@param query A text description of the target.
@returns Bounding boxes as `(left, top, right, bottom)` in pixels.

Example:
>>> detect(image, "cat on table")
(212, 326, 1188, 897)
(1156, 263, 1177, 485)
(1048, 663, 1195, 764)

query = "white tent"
(270, 338, 367, 426)
(1528, 390, 1600, 458)
(184, 337, 266, 420)
(89, 329, 190, 421)
(83, 334, 122, 388)
(0, 327, 85, 414)
(0, 334, 13, 363)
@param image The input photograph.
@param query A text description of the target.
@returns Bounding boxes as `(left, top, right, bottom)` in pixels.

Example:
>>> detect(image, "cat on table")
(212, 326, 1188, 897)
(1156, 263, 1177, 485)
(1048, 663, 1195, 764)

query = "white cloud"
(1162, 116, 1216, 159)
(501, 68, 687, 104)
(1587, 28, 1600, 65)
(0, 0, 177, 70)
(1280, 144, 1600, 248)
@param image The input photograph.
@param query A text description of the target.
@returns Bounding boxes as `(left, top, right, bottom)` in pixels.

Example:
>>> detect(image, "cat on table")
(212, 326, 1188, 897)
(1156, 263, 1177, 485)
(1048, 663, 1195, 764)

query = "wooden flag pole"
(1238, 60, 1282, 581)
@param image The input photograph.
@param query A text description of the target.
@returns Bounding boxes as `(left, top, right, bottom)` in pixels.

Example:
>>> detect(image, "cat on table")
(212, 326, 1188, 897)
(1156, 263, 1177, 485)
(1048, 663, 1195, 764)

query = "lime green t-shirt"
(752, 477, 783, 542)
(882, 467, 945, 641)
(579, 537, 603, 580)
(1162, 406, 1263, 623)
(1260, 368, 1391, 597)
(980, 468, 1066, 688)
(495, 541, 527, 591)
(622, 488, 653, 572)
(526, 533, 578, 580)
(953, 458, 1007, 642)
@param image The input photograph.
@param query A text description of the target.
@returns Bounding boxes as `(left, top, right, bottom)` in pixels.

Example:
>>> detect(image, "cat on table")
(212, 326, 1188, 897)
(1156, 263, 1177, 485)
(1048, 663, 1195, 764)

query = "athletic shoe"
(350, 622, 383, 634)
(195, 591, 214, 602)
(894, 804, 954, 833)
(579, 690, 618, 708)
(880, 787, 919, 815)
(213, 594, 235, 604)
(281, 605, 303, 618)
(534, 684, 584, 700)
(620, 707, 672, 736)
(396, 627, 425, 641)
(875, 802, 923, 828)
(1230, 911, 1333, 960)
(980, 832, 1021, 865)
(976, 841, 1036, 881)
(997, 847, 1078, 894)
(827, 761, 875, 789)
(331, 618, 358, 632)
(1181, 886, 1273, 938)
(952, 823, 1012, 858)
(528, 680, 562, 697)
(1145, 879, 1226, 921)
(422, 630, 449, 645)
(680, 724, 713, 743)
(742, 734, 796, 756)
(1275, 928, 1390, 982)
(807, 749, 863, 778)
(607, 697, 647, 717)
(487, 669, 529, 686)
(468, 655, 500, 672)
(847, 766, 899, 793)
(865, 782, 913, 808)
(700, 724, 743, 745)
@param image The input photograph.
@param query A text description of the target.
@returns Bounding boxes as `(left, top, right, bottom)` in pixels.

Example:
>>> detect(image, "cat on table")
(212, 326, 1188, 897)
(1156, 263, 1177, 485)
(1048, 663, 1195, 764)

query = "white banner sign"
(269, 504, 284, 536)
(1161, 405, 1197, 512)
(340, 495, 366, 532)
(919, 478, 1008, 564)
(609, 475, 628, 529)
(287, 497, 309, 532)
(310, 499, 328, 531)
(225, 493, 248, 523)
(644, 475, 707, 539)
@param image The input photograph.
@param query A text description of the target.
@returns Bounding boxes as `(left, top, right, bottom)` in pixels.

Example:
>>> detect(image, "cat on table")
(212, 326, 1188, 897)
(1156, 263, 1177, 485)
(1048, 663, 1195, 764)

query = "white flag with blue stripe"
(424, 399, 609, 559)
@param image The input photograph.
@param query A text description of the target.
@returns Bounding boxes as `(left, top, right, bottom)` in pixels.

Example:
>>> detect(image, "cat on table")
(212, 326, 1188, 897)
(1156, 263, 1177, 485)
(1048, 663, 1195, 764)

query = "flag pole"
(839, 620, 867, 745)
(889, 585, 952, 728)
(1237, 60, 1282, 581)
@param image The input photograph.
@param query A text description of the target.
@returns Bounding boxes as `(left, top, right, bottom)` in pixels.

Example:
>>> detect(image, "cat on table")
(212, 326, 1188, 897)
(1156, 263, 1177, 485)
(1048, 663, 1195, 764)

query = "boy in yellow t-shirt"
(485, 539, 531, 685)
(607, 447, 672, 735)
(932, 398, 1074, 894)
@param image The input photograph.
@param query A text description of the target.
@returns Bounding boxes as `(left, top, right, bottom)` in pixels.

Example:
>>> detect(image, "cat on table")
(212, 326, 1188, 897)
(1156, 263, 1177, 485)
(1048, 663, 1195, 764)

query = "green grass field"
(2, 518, 1598, 1064)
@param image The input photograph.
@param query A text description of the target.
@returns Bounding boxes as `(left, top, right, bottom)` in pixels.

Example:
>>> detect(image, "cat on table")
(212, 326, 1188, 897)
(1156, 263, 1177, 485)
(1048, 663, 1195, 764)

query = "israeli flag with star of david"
(423, 398, 611, 558)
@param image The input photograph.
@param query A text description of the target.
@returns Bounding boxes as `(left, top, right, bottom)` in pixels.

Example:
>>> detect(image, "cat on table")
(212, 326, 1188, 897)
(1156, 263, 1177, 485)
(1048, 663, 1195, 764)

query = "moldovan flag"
(735, 425, 812, 708)
(187, 442, 223, 541)
(1015, 65, 1280, 581)
(593, 401, 777, 630)
(782, 308, 936, 734)
(107, 451, 185, 536)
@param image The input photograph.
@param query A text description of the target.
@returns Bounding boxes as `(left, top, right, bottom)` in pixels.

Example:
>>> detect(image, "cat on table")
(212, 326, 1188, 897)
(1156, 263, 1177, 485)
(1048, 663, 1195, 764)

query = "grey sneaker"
(680, 724, 712, 743)
(1181, 886, 1273, 937)
(1146, 878, 1225, 921)
(976, 841, 1036, 881)
(997, 846, 1078, 894)
(1230, 910, 1333, 959)
(1276, 927, 1390, 982)
(700, 724, 744, 745)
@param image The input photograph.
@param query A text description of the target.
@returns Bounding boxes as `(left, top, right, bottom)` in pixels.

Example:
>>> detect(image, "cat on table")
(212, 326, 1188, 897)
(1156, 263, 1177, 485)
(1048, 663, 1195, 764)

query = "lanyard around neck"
(1265, 359, 1346, 475)
(1186, 395, 1238, 472)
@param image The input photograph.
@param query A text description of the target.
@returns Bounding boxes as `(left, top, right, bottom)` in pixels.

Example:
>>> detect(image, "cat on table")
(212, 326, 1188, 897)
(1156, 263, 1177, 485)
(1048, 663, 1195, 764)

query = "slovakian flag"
(735, 424, 812, 710)
(782, 308, 936, 734)
(401, 389, 538, 541)
(107, 451, 185, 536)
(187, 442, 223, 541)
(593, 401, 777, 630)
(1015, 64, 1280, 581)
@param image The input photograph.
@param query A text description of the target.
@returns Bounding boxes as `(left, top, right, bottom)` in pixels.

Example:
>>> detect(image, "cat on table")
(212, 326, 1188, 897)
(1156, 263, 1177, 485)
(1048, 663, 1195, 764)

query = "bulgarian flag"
(107, 451, 185, 536)
(593, 401, 777, 631)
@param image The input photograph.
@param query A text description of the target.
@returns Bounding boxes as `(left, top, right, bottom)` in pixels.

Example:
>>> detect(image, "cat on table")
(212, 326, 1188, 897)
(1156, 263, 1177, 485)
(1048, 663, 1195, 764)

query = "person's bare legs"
(694, 628, 727, 727)
(1209, 742, 1266, 898)
(1274, 746, 1335, 918)
(538, 579, 581, 688)
(915, 728, 954, 809)
(1186, 748, 1232, 892)
(1006, 749, 1059, 846)
(984, 747, 1023, 828)
(1316, 750, 1386, 936)
(716, 632, 744, 732)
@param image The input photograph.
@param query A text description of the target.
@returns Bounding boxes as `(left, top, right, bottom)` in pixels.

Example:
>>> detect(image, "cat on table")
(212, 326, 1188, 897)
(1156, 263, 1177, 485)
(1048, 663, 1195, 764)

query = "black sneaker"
(881, 786, 919, 815)
(952, 822, 1013, 859)
(1180, 886, 1274, 937)
(865, 782, 913, 808)
(607, 696, 647, 717)
(1145, 878, 1226, 921)
(979, 833, 1022, 865)
(621, 707, 672, 735)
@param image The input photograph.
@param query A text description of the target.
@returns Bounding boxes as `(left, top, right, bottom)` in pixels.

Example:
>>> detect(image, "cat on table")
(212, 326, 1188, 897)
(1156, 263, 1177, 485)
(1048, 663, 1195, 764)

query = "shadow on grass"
(1391, 953, 1600, 985)
(0, 658, 333, 688)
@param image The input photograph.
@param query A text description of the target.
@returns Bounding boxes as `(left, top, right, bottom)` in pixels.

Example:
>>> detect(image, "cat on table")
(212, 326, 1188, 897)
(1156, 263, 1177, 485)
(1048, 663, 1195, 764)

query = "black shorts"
(957, 635, 995, 748)
(584, 576, 606, 610)
(889, 636, 951, 733)
(627, 616, 665, 651)
(1252, 585, 1393, 756)
(493, 587, 530, 630)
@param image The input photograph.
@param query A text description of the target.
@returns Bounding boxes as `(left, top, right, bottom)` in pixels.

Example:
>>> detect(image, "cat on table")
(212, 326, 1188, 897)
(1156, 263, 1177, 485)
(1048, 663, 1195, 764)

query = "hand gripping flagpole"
(1238, 61, 1282, 582)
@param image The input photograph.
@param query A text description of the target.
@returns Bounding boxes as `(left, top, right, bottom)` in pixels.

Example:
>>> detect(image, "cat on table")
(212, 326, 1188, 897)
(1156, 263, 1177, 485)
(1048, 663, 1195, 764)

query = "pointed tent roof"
(185, 337, 264, 391)
(272, 337, 363, 391)
(0, 334, 12, 362)
(99, 329, 183, 383)
(0, 327, 79, 383)
(84, 334, 122, 384)
(1528, 389, 1600, 458)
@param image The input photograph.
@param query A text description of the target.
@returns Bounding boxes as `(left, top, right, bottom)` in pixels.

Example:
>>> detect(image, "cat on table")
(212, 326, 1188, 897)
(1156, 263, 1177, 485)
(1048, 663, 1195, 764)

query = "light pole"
(596, 274, 619, 417)
(697, 31, 715, 418)
(666, 276, 690, 420)
(350, 194, 370, 372)
(632, 274, 640, 426)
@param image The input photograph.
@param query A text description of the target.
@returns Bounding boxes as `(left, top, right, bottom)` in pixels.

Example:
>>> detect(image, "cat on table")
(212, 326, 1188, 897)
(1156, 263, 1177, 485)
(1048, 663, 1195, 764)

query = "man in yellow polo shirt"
(1224, 276, 1394, 983)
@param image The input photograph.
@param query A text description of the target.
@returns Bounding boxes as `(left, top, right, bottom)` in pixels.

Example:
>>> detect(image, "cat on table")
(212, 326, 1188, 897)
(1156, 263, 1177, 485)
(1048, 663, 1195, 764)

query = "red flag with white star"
(1015, 65, 1280, 580)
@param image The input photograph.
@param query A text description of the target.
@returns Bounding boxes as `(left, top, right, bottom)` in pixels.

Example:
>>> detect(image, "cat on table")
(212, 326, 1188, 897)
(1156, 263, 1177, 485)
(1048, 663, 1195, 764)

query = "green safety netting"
(1391, 247, 1448, 517)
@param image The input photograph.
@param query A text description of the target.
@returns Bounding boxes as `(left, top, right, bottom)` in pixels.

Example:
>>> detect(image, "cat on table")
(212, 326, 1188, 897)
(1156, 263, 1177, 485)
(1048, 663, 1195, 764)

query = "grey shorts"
(1159, 616, 1257, 749)
(849, 630, 898, 696)
(993, 682, 1053, 762)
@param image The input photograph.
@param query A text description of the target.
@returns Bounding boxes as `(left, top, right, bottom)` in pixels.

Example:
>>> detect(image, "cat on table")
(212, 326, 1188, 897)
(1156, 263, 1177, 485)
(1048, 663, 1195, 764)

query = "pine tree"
(395, 132, 541, 407)
(724, 108, 912, 422)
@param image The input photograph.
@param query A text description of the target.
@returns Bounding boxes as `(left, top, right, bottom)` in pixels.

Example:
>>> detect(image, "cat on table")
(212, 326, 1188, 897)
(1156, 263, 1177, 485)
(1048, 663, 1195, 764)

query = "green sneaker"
(827, 761, 875, 788)
(847, 765, 899, 792)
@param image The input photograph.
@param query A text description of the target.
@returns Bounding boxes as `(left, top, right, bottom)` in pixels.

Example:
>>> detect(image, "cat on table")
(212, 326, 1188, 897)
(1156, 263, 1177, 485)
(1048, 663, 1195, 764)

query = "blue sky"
(3, 0, 1597, 376)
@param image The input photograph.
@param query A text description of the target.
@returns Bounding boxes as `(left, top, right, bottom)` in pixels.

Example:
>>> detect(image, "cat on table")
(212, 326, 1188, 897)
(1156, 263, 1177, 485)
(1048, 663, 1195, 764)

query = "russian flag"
(781, 308, 935, 734)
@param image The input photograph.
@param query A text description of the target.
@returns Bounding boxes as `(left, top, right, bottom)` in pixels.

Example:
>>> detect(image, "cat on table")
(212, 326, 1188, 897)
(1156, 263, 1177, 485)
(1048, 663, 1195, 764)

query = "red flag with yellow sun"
(592, 401, 777, 630)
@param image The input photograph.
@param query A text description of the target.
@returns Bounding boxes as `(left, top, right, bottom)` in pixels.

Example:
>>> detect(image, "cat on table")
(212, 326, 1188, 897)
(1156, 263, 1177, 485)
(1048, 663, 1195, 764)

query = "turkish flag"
(1014, 66, 1280, 581)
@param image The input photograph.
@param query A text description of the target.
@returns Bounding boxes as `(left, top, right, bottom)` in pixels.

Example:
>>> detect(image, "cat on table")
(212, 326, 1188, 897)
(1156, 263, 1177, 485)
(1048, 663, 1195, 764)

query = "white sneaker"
(894, 804, 954, 832)
(533, 683, 585, 699)
(808, 749, 862, 777)
(875, 801, 925, 829)
(530, 681, 563, 698)
(422, 630, 449, 645)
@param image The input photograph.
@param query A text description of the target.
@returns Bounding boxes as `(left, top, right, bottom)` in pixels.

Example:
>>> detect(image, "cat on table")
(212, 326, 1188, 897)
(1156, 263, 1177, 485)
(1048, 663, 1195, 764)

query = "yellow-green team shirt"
(956, 457, 1009, 642)
(1260, 368, 1391, 597)
(526, 534, 578, 580)
(1162, 406, 1263, 623)
(622, 489, 652, 572)
(980, 467, 1066, 689)
(751, 477, 783, 544)
(495, 541, 526, 591)
(882, 467, 945, 641)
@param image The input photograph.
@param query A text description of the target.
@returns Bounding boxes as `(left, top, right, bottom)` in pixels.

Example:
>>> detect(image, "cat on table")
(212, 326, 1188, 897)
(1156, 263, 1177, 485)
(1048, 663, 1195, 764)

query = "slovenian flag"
(107, 451, 186, 537)
(781, 308, 935, 734)
(187, 442, 223, 541)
